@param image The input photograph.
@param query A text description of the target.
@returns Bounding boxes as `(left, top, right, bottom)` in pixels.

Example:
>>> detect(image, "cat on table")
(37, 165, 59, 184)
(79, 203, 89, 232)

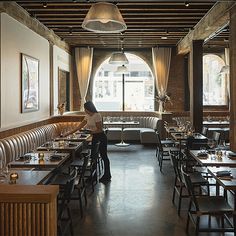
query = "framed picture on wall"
(21, 53, 39, 113)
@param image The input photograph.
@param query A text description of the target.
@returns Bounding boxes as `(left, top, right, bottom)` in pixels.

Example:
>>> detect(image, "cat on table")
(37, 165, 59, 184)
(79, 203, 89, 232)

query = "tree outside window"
(203, 54, 228, 106)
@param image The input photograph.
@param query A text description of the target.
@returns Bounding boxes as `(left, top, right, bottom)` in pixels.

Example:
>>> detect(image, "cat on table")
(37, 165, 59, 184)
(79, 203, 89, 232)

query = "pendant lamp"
(82, 2, 127, 33)
(109, 52, 129, 65)
(115, 65, 129, 74)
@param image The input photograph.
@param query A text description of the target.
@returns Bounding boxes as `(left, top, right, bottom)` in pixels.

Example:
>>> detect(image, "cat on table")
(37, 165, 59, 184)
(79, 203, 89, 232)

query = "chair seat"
(195, 196, 233, 214)
(189, 172, 208, 185)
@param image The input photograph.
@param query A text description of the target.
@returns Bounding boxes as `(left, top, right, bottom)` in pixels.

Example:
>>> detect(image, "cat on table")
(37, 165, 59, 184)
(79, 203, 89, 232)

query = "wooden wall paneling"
(0, 185, 59, 236)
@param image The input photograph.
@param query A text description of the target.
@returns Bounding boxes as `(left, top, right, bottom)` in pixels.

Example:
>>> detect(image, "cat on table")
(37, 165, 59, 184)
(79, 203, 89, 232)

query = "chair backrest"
(77, 154, 89, 185)
(155, 131, 163, 152)
(181, 165, 199, 210)
(201, 126, 208, 136)
(212, 131, 221, 145)
(170, 153, 182, 181)
(63, 168, 78, 200)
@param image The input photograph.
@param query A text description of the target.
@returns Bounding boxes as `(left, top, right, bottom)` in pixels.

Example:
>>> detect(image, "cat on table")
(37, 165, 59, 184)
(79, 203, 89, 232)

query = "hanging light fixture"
(82, 2, 127, 33)
(109, 52, 129, 65)
(115, 65, 129, 74)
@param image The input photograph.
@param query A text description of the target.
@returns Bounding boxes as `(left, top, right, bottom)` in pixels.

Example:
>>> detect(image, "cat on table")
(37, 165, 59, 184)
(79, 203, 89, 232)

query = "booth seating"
(103, 116, 162, 144)
(0, 122, 80, 164)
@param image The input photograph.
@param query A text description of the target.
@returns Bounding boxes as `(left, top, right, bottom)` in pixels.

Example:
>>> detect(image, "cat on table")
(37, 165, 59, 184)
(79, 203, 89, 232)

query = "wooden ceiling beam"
(177, 1, 235, 54)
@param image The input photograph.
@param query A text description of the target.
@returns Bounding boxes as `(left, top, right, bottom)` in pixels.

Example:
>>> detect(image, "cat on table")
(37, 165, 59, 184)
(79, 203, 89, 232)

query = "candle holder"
(38, 152, 44, 162)
(9, 172, 18, 184)
(59, 140, 64, 147)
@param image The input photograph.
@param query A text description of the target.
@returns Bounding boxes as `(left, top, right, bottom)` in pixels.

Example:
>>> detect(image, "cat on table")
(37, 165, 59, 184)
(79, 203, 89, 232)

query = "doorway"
(58, 68, 70, 111)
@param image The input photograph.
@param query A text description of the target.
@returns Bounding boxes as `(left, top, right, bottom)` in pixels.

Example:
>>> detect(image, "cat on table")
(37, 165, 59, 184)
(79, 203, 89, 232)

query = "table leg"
(115, 124, 130, 147)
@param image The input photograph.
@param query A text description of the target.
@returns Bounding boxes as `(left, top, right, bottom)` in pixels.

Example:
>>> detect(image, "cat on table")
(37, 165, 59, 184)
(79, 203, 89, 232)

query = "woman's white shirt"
(84, 113, 102, 131)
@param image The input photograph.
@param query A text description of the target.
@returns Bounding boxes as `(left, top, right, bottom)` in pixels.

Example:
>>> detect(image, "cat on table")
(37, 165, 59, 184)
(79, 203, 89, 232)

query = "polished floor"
(72, 145, 234, 236)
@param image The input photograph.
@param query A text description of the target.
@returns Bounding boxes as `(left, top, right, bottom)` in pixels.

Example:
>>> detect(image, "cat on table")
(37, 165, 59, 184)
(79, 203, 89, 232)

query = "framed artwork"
(21, 53, 39, 113)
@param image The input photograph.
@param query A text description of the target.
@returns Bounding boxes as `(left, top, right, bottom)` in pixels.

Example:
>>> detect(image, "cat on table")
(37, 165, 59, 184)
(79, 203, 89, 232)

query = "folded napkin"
(228, 152, 236, 157)
(18, 154, 32, 160)
(216, 170, 231, 177)
(50, 155, 62, 161)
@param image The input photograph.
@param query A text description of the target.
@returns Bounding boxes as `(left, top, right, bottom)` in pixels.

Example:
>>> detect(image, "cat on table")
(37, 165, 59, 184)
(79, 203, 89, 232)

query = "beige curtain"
(75, 47, 93, 110)
(152, 47, 172, 112)
(152, 47, 172, 97)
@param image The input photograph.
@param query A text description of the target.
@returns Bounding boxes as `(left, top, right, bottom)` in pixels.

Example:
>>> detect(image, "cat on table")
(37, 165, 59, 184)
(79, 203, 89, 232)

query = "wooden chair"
(156, 131, 179, 172)
(182, 167, 236, 235)
(56, 168, 78, 236)
(170, 154, 209, 216)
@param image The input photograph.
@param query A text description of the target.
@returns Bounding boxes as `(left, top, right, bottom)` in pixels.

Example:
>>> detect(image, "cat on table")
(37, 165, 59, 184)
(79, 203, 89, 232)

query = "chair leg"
(178, 185, 183, 216)
(186, 202, 192, 233)
(159, 152, 163, 171)
(195, 216, 200, 236)
(172, 177, 177, 204)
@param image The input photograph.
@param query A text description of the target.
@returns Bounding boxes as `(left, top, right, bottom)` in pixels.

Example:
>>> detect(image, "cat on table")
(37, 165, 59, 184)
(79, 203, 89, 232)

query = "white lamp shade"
(82, 2, 127, 33)
(115, 65, 129, 74)
(109, 52, 129, 65)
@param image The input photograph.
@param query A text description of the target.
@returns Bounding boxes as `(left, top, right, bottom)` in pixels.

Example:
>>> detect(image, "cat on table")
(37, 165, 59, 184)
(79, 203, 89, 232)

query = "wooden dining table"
(207, 167, 236, 210)
(9, 152, 70, 169)
(37, 141, 83, 159)
(189, 150, 236, 167)
(0, 169, 52, 185)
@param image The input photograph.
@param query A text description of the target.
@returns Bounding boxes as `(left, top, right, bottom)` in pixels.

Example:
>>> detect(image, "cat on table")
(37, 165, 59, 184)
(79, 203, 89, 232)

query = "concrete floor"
(71, 144, 235, 236)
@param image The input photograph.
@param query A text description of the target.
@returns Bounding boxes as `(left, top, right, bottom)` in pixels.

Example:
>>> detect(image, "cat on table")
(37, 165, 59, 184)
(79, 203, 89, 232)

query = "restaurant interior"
(0, 0, 236, 235)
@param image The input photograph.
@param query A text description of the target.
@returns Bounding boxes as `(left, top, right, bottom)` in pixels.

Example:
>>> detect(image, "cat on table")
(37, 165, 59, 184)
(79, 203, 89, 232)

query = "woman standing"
(68, 101, 111, 183)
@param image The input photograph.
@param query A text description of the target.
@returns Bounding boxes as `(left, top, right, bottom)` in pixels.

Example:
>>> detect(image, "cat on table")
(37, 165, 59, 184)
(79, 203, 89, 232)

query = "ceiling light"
(115, 65, 129, 74)
(184, 1, 190, 7)
(82, 2, 127, 33)
(161, 36, 168, 40)
(109, 52, 129, 65)
(42, 2, 47, 8)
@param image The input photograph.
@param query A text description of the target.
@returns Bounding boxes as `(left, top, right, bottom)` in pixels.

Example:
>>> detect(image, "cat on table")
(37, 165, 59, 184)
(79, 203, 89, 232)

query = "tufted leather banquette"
(103, 116, 161, 144)
(0, 122, 80, 165)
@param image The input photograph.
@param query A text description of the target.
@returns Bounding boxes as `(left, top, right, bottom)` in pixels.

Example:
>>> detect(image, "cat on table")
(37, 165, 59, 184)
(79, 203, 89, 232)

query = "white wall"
(0, 13, 50, 130)
(53, 45, 71, 115)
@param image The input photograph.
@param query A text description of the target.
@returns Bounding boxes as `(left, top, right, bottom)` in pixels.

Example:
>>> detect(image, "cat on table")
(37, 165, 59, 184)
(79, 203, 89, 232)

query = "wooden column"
(229, 5, 236, 151)
(189, 40, 203, 132)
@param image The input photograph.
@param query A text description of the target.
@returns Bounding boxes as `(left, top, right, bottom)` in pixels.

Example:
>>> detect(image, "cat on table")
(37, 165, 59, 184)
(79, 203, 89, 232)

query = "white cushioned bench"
(103, 116, 161, 144)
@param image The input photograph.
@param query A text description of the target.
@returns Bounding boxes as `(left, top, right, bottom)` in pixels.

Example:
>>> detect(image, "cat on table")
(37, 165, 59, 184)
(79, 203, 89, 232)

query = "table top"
(55, 133, 91, 142)
(0, 170, 51, 185)
(190, 150, 236, 167)
(103, 121, 139, 125)
(9, 152, 70, 169)
(207, 167, 236, 191)
(37, 141, 83, 152)
(171, 132, 207, 141)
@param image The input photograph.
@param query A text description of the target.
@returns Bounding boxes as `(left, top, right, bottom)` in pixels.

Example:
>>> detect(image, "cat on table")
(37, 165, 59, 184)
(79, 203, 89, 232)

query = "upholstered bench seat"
(106, 128, 122, 141)
(123, 128, 140, 141)
(103, 116, 161, 144)
(140, 128, 157, 144)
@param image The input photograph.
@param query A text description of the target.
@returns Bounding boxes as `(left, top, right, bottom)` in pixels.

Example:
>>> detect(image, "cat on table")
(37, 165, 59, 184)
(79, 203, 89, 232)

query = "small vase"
(58, 109, 64, 116)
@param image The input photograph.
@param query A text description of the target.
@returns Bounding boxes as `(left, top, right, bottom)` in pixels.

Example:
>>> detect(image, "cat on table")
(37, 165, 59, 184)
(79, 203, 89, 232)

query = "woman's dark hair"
(84, 101, 98, 113)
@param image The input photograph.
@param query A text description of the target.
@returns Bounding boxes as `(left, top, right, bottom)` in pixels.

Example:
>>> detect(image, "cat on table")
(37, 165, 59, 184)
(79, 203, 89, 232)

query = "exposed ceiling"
(16, 0, 229, 49)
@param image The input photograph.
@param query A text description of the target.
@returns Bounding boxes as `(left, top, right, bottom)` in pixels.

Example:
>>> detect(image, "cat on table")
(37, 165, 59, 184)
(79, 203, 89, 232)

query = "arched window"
(203, 54, 228, 106)
(93, 53, 154, 111)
